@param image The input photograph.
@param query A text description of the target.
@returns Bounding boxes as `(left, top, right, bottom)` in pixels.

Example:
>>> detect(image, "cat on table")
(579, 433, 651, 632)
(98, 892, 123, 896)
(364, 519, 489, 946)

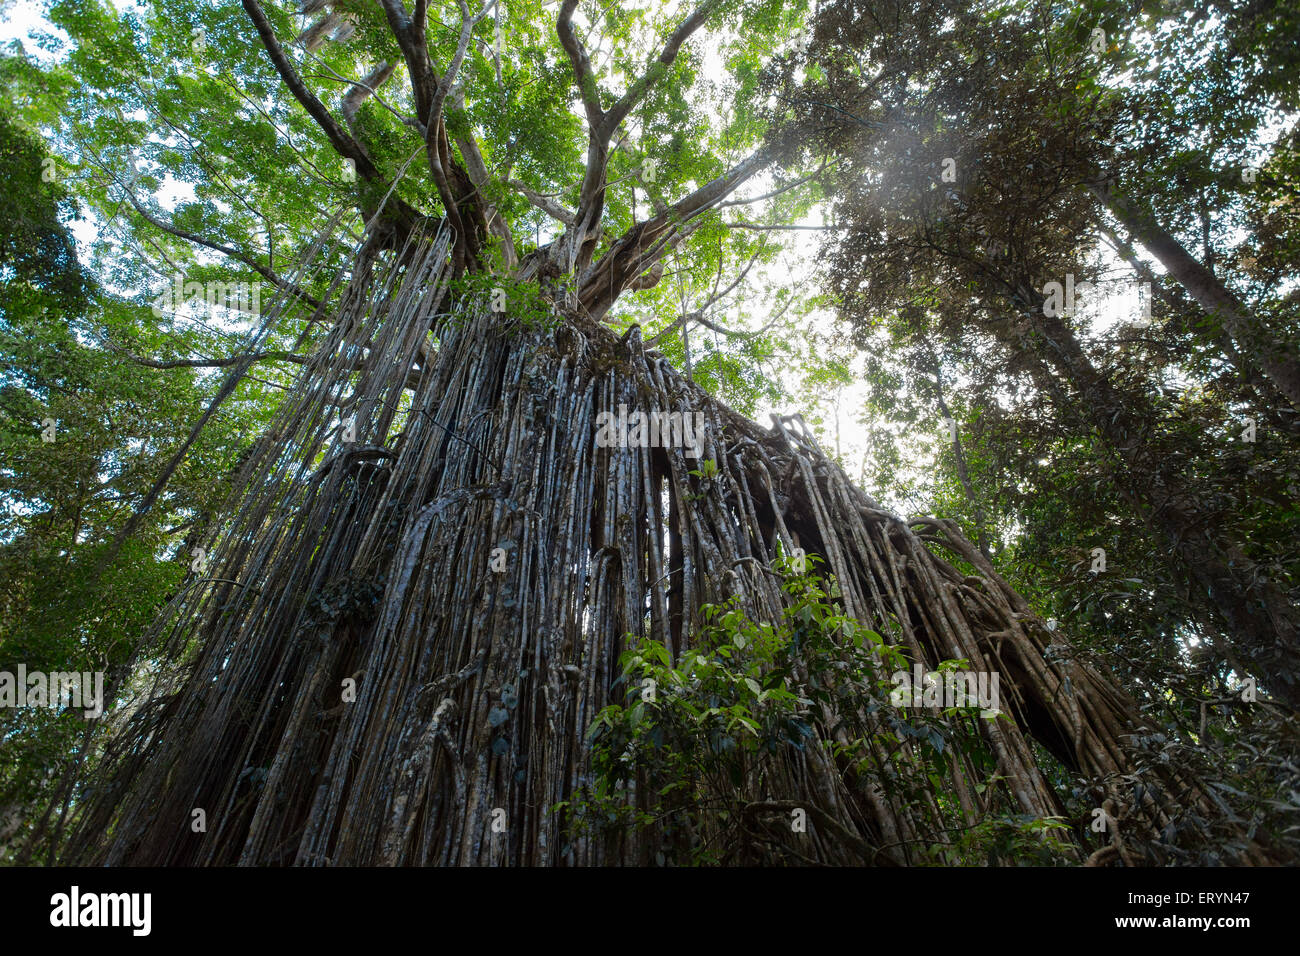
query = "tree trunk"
(1094, 185, 1300, 411)
(982, 301, 1300, 709)
(62, 226, 1264, 865)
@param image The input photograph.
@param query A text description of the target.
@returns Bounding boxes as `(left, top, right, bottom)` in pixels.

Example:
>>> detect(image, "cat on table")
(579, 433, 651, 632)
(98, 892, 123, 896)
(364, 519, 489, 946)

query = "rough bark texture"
(64, 225, 1262, 866)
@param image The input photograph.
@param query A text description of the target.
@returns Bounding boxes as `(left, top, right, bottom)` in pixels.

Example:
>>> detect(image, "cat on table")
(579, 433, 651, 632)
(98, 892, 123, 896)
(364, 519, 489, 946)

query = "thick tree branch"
(446, 47, 517, 267)
(430, 0, 495, 133)
(559, 0, 723, 277)
(557, 0, 604, 126)
(506, 180, 576, 225)
(243, 0, 423, 247)
(601, 0, 722, 137)
(341, 61, 399, 128)
(372, 0, 494, 264)
(242, 0, 378, 179)
(377, 0, 437, 121)
(578, 145, 772, 317)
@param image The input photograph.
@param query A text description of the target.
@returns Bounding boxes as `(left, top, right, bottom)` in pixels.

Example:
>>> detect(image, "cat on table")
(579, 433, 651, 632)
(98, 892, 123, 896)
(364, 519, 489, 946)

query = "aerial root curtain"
(68, 223, 1251, 865)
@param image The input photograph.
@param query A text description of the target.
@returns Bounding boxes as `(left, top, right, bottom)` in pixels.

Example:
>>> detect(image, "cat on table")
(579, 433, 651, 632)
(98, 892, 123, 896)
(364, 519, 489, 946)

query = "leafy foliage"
(570, 556, 1074, 865)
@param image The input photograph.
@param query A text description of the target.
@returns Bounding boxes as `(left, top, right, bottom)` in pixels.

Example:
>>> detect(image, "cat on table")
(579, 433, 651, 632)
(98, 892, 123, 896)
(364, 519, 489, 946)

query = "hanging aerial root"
(62, 228, 1269, 866)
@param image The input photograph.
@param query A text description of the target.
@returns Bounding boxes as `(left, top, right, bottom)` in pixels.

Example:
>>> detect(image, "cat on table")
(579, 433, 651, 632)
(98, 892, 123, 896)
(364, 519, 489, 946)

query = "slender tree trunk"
(932, 360, 992, 562)
(1093, 185, 1300, 411)
(984, 301, 1300, 708)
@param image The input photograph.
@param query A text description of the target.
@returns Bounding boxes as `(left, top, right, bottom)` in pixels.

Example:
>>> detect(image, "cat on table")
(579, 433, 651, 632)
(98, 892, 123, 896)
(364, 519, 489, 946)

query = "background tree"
(767, 0, 1300, 852)
(779, 0, 1300, 701)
